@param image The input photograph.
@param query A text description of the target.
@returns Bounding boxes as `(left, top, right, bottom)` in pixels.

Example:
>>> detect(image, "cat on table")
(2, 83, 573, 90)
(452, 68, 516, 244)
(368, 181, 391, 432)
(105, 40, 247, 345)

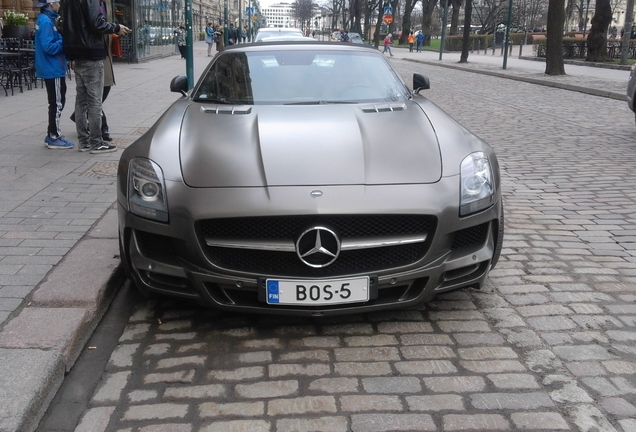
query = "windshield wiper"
(194, 97, 235, 104)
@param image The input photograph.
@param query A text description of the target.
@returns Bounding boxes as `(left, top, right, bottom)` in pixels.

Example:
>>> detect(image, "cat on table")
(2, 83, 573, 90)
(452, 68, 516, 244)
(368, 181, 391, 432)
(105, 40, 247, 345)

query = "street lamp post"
(439, 0, 448, 60)
(248, 0, 252, 41)
(502, 0, 513, 69)
(620, 0, 634, 65)
(185, 0, 194, 89)
(224, 0, 229, 45)
(238, 0, 242, 42)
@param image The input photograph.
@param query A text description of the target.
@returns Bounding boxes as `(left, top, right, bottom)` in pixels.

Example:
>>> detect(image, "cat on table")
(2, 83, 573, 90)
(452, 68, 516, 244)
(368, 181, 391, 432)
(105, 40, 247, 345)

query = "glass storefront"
(114, 0, 184, 62)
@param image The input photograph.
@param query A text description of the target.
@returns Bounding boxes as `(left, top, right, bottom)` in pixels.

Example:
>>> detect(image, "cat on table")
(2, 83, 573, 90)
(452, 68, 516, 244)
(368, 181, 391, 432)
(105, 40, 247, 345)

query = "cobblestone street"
(41, 58, 636, 432)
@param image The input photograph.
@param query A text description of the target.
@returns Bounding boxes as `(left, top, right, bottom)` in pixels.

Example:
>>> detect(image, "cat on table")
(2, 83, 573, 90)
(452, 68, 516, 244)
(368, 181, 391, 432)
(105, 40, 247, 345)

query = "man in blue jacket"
(34, 0, 74, 149)
(61, 0, 129, 153)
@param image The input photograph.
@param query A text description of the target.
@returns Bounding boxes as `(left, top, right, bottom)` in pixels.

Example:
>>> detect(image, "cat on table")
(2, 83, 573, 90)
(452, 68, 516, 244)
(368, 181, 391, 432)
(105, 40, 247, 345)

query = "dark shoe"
(102, 132, 112, 142)
(78, 143, 92, 152)
(90, 143, 117, 154)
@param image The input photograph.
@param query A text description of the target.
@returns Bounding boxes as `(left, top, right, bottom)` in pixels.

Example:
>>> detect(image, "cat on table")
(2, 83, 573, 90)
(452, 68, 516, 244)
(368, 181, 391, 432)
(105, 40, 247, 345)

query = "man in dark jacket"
(227, 23, 237, 45)
(61, 0, 129, 153)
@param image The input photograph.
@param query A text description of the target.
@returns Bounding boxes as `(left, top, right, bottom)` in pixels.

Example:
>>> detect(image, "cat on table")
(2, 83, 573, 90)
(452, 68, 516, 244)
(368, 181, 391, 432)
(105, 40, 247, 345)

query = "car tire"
(489, 201, 504, 270)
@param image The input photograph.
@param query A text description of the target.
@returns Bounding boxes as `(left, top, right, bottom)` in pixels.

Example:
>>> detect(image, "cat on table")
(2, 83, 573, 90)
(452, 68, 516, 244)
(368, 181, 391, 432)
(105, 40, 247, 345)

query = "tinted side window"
(195, 53, 253, 103)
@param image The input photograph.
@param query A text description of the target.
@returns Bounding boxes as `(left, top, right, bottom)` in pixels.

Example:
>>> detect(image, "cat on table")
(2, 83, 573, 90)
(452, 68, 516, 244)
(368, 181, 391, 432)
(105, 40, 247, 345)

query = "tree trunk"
(420, 0, 439, 46)
(373, 1, 384, 48)
(449, 0, 463, 35)
(389, 0, 399, 36)
(585, 0, 612, 61)
(459, 0, 472, 63)
(545, 0, 566, 75)
(399, 0, 418, 44)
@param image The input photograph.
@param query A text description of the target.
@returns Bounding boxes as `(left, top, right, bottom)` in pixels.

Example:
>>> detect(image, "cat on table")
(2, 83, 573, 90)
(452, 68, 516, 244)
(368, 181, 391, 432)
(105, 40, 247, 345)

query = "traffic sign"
(383, 16, 393, 24)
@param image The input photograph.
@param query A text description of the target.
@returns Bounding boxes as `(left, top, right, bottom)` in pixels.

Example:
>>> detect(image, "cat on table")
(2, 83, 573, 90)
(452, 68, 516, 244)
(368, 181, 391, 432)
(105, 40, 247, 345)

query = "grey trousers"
(73, 60, 104, 148)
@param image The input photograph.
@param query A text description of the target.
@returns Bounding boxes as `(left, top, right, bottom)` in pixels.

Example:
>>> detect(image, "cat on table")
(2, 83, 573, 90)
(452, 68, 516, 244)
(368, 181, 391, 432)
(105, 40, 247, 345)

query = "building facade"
(261, 2, 295, 28)
(0, 0, 254, 61)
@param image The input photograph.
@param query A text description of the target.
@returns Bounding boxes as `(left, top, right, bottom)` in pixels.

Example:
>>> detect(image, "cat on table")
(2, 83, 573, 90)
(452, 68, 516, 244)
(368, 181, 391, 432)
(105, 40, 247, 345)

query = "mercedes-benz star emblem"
(296, 226, 341, 268)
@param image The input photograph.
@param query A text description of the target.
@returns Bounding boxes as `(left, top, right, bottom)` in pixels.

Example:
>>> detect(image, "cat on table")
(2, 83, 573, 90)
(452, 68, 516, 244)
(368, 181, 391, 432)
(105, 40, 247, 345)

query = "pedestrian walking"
(215, 27, 224, 51)
(34, 0, 74, 149)
(175, 24, 186, 58)
(205, 22, 214, 56)
(61, 0, 129, 153)
(408, 31, 415, 52)
(227, 23, 237, 45)
(416, 31, 424, 52)
(383, 33, 394, 56)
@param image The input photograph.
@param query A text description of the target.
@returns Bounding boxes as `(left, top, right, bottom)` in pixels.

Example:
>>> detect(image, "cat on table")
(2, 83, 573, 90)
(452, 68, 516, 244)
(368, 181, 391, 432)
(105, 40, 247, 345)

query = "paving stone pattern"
(73, 58, 636, 431)
(0, 56, 189, 327)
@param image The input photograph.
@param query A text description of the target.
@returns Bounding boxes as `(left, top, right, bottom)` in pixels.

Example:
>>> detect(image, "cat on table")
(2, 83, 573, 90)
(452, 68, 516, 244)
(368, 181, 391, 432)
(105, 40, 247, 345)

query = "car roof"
(255, 36, 318, 43)
(256, 27, 303, 33)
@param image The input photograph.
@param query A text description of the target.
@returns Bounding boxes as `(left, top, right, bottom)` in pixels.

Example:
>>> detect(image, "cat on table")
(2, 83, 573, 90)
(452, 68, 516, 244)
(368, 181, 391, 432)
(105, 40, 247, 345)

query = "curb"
(0, 205, 123, 432)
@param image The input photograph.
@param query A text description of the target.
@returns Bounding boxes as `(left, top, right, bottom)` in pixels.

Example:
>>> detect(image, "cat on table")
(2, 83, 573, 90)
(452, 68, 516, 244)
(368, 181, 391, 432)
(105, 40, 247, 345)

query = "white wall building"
(262, 2, 296, 27)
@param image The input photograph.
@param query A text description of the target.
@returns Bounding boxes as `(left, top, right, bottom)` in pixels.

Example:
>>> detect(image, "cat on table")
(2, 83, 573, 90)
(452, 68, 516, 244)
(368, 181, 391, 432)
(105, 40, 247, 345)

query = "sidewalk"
(390, 45, 629, 100)
(0, 41, 631, 432)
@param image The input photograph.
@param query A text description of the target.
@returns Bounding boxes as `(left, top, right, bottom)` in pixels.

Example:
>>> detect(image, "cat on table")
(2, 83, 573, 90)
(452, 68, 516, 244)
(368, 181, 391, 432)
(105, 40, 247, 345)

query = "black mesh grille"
(198, 215, 433, 239)
(451, 223, 488, 250)
(197, 215, 435, 277)
(136, 231, 176, 258)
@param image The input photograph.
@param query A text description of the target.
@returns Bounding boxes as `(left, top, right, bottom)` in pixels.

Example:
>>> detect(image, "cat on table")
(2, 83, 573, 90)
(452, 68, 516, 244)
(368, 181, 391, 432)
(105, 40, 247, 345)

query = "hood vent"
(360, 103, 406, 113)
(201, 105, 252, 115)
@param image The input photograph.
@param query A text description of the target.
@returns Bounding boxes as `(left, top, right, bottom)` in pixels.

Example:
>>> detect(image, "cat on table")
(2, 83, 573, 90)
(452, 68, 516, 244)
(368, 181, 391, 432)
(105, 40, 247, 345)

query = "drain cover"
(81, 161, 118, 177)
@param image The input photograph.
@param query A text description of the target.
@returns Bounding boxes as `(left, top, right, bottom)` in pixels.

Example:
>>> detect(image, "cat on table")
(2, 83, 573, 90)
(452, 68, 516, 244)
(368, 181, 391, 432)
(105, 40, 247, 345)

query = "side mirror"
(170, 75, 189, 96)
(413, 73, 430, 93)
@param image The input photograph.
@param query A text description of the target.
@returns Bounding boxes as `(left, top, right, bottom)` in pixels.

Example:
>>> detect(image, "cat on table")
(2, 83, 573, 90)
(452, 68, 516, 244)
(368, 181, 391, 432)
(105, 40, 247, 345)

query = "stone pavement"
(0, 41, 632, 432)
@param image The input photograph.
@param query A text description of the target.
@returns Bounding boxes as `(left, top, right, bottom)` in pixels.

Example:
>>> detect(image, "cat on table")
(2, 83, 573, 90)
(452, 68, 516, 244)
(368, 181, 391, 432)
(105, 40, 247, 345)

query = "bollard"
(519, 43, 523, 57)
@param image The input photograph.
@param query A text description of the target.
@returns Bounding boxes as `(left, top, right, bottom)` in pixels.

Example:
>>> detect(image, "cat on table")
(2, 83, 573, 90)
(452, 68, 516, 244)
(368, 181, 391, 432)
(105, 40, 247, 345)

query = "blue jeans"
(73, 60, 104, 148)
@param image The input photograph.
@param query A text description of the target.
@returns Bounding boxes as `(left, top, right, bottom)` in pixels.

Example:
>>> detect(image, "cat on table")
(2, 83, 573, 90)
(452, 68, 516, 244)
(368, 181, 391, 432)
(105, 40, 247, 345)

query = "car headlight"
(460, 152, 495, 216)
(128, 158, 169, 222)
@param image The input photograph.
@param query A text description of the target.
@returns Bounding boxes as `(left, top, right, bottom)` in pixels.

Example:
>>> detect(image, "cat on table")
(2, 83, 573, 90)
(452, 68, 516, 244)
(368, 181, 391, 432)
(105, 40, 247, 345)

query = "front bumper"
(118, 180, 502, 316)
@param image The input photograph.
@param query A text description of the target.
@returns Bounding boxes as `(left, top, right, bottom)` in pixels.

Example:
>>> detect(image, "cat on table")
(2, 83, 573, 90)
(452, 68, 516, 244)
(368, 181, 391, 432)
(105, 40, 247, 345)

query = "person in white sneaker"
(34, 0, 74, 149)
(383, 33, 394, 57)
(61, 0, 129, 154)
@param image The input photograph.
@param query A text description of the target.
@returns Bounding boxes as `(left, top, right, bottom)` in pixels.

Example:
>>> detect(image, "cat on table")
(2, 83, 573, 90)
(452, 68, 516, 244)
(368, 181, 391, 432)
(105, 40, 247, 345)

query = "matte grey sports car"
(117, 42, 503, 316)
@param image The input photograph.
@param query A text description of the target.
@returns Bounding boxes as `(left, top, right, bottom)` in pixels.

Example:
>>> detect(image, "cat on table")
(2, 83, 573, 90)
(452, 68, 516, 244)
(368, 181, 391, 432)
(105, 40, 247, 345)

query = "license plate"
(266, 276, 370, 305)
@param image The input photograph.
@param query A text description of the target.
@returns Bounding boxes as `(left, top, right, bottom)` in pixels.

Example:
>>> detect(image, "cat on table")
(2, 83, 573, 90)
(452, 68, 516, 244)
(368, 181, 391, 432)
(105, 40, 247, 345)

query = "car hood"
(179, 102, 442, 187)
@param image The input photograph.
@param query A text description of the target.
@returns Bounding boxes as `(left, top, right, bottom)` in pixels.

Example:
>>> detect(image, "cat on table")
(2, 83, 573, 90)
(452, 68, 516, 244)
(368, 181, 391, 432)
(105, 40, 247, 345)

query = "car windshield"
(192, 48, 409, 104)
